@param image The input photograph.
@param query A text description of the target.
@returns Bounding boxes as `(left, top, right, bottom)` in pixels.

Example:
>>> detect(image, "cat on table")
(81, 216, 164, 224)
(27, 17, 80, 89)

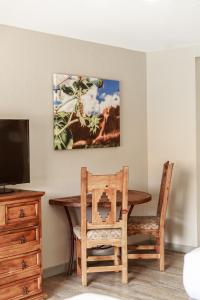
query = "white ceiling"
(1, 0, 200, 52)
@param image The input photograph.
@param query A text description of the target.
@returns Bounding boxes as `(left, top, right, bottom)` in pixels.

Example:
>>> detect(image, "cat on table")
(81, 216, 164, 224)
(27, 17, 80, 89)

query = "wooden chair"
(127, 161, 174, 271)
(73, 166, 129, 286)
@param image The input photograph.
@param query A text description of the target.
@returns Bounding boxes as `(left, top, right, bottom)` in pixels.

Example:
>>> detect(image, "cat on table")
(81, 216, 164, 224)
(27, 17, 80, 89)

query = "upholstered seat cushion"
(73, 226, 122, 240)
(128, 216, 160, 231)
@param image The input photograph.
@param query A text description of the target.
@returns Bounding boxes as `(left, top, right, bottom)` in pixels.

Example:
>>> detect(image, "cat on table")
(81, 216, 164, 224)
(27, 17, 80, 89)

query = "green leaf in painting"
(57, 111, 70, 119)
(79, 81, 88, 92)
(54, 125, 60, 136)
(95, 79, 103, 88)
(54, 125, 74, 150)
(86, 115, 101, 134)
(86, 82, 93, 88)
(61, 85, 74, 96)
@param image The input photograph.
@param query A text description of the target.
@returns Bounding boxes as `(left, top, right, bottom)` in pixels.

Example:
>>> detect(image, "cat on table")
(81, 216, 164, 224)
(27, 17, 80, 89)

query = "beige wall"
(0, 25, 148, 269)
(2, 23, 199, 269)
(147, 47, 200, 248)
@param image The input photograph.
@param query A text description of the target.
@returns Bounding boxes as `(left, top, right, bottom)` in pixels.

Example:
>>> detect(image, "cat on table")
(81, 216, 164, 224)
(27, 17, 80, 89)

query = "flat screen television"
(0, 119, 30, 194)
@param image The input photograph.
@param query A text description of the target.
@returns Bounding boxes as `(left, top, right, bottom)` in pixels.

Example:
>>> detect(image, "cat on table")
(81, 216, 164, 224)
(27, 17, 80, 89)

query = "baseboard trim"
(43, 263, 68, 278)
(165, 242, 195, 253)
(43, 242, 197, 278)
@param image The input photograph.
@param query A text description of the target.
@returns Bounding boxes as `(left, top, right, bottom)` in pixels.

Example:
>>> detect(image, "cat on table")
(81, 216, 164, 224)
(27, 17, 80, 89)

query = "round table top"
(49, 189, 151, 207)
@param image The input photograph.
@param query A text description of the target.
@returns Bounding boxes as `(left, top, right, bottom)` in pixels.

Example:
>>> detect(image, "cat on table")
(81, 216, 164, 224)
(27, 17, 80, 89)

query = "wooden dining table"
(49, 189, 151, 275)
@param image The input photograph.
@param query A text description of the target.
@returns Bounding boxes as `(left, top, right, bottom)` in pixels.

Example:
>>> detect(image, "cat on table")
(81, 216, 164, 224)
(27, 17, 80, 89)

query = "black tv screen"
(0, 119, 30, 186)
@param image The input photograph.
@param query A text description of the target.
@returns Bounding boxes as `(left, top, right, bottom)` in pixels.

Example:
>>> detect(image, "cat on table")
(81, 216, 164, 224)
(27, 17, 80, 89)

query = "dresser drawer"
(0, 227, 40, 258)
(0, 251, 41, 285)
(0, 199, 40, 231)
(0, 275, 42, 300)
(7, 200, 39, 223)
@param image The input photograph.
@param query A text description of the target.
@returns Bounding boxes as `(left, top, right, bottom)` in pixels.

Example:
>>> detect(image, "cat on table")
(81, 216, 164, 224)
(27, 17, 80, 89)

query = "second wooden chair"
(127, 161, 174, 271)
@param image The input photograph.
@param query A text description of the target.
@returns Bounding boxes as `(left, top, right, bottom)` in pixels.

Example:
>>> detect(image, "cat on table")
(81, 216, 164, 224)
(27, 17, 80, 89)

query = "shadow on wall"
(133, 186, 158, 217)
(166, 165, 190, 244)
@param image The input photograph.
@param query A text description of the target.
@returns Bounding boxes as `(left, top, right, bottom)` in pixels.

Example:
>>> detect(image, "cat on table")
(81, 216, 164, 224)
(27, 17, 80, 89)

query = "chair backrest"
(157, 161, 174, 228)
(81, 167, 128, 237)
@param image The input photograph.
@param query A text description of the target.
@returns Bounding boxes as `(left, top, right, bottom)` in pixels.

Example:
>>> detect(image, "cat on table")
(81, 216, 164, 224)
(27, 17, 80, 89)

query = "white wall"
(147, 47, 200, 248)
(0, 25, 148, 269)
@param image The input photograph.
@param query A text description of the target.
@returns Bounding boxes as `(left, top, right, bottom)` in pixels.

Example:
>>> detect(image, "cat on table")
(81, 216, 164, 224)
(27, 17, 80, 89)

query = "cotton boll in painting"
(53, 74, 120, 150)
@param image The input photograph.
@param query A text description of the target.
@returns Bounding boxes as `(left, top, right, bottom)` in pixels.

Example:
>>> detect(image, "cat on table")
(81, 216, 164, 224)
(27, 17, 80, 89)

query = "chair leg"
(114, 246, 120, 265)
(114, 246, 120, 272)
(81, 240, 87, 286)
(76, 238, 81, 276)
(121, 244, 128, 284)
(159, 234, 165, 272)
(155, 237, 160, 254)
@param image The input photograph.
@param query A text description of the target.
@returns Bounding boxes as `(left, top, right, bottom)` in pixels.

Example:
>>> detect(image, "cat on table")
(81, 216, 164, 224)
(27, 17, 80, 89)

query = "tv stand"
(0, 186, 15, 194)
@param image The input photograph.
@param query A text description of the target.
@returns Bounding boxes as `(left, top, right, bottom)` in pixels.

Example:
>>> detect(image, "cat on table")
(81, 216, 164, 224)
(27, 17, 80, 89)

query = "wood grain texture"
(87, 265, 123, 273)
(0, 251, 40, 276)
(77, 167, 129, 286)
(7, 200, 38, 223)
(0, 190, 45, 300)
(122, 167, 128, 284)
(0, 275, 42, 300)
(0, 195, 42, 233)
(128, 245, 156, 250)
(49, 190, 151, 207)
(0, 190, 45, 202)
(87, 255, 115, 262)
(87, 222, 122, 230)
(128, 161, 174, 272)
(44, 251, 187, 300)
(0, 206, 5, 226)
(87, 239, 122, 249)
(0, 227, 38, 248)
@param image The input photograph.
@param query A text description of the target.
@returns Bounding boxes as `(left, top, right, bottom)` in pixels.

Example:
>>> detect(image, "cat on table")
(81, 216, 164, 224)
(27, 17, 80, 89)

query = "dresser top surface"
(0, 189, 45, 202)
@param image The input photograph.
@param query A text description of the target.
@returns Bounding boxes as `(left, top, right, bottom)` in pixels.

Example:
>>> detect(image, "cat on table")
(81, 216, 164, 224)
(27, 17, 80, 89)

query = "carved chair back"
(81, 167, 128, 238)
(157, 161, 174, 228)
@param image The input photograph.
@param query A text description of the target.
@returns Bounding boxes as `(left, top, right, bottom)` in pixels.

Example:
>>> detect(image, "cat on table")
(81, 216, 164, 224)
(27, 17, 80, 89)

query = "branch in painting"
(53, 74, 120, 150)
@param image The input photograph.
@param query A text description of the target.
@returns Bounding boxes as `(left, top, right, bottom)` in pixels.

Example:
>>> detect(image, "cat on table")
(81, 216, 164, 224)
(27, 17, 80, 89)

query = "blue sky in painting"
(97, 79, 119, 102)
(53, 78, 120, 107)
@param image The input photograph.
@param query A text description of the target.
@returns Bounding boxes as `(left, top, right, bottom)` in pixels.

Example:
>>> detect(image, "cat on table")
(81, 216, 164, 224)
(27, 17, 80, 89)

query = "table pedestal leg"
(128, 205, 134, 219)
(119, 205, 135, 220)
(64, 207, 75, 276)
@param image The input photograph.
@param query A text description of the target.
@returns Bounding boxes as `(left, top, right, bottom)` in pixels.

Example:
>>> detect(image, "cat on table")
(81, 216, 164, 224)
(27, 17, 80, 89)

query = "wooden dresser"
(0, 189, 45, 300)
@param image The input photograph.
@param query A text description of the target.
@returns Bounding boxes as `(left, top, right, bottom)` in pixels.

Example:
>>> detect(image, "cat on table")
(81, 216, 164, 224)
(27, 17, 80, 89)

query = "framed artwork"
(53, 74, 120, 150)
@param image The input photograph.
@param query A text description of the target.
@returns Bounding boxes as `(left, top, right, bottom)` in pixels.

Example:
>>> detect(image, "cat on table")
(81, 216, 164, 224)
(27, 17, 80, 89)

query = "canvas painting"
(53, 74, 120, 150)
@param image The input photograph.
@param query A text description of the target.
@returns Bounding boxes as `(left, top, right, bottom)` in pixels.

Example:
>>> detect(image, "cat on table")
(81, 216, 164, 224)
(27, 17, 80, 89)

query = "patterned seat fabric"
(73, 226, 122, 240)
(128, 216, 160, 231)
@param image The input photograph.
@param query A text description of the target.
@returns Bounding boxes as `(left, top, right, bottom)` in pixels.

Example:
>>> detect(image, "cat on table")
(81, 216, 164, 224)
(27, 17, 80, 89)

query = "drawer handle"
(19, 208, 26, 218)
(20, 236, 26, 244)
(23, 286, 29, 295)
(21, 260, 28, 269)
